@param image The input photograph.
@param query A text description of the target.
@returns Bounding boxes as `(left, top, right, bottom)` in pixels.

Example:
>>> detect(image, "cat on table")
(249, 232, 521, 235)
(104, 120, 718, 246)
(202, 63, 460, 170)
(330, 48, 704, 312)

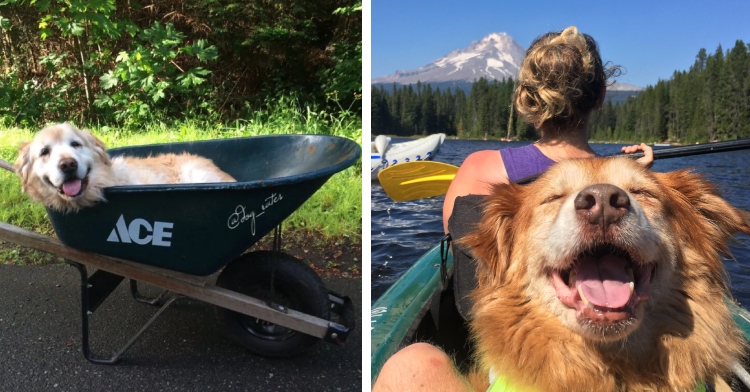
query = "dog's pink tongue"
(576, 255, 632, 308)
(62, 179, 82, 196)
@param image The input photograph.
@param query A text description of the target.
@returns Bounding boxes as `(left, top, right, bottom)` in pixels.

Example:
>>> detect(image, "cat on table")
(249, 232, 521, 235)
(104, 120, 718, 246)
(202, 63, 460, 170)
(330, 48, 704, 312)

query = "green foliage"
(0, 0, 361, 127)
(94, 22, 219, 125)
(323, 2, 362, 111)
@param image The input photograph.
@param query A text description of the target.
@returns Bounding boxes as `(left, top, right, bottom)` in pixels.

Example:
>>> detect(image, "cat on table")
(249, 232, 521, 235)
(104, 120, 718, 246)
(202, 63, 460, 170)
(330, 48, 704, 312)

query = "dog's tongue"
(576, 255, 632, 308)
(62, 179, 82, 196)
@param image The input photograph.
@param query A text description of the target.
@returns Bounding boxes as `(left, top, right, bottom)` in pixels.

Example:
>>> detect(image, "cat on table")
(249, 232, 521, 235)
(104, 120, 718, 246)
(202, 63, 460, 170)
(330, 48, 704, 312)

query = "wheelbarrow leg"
(66, 260, 184, 364)
(266, 224, 287, 313)
(326, 291, 356, 345)
(130, 280, 170, 306)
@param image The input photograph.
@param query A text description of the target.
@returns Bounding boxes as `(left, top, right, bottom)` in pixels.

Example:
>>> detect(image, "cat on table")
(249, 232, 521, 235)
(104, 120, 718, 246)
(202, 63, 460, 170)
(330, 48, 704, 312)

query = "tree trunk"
(74, 35, 93, 117)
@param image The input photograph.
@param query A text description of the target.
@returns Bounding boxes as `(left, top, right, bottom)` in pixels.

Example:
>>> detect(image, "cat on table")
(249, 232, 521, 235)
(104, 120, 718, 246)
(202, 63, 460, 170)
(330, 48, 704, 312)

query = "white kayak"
(371, 133, 446, 180)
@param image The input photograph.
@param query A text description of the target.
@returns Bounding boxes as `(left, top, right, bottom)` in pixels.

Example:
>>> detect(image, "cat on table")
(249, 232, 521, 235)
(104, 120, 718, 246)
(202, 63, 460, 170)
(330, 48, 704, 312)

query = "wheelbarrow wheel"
(215, 250, 329, 358)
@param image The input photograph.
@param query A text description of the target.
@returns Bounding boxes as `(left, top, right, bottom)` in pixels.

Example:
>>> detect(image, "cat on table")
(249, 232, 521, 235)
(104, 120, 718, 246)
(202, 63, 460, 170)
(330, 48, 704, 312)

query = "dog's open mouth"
(57, 175, 89, 198)
(550, 244, 654, 325)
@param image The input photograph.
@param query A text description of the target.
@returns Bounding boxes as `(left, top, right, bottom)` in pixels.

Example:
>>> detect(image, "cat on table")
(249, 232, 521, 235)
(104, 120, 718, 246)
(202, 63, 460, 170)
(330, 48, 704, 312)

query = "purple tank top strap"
(499, 144, 557, 183)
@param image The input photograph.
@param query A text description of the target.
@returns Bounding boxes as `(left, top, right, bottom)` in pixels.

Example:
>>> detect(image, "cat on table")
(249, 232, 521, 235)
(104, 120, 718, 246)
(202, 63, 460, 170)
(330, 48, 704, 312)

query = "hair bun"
(549, 26, 581, 46)
(514, 26, 614, 131)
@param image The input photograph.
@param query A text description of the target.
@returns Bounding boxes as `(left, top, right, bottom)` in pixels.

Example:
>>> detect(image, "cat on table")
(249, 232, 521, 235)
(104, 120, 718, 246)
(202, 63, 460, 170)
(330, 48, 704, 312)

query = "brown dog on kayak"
(463, 157, 750, 391)
(15, 123, 235, 212)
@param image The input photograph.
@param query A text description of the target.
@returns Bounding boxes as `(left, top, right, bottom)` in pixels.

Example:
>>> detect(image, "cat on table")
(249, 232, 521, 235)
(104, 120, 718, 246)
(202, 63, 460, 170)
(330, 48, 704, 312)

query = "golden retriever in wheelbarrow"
(15, 123, 235, 212)
(463, 157, 750, 392)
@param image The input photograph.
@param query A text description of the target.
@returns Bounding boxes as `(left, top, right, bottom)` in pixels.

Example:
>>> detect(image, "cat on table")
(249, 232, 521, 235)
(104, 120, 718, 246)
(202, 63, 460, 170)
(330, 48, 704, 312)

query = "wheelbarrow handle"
(0, 159, 14, 173)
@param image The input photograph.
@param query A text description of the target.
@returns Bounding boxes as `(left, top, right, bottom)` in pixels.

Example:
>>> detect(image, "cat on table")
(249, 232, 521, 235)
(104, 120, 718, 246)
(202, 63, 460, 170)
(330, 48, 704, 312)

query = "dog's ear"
(655, 169, 750, 246)
(79, 129, 111, 166)
(461, 182, 524, 283)
(15, 142, 32, 192)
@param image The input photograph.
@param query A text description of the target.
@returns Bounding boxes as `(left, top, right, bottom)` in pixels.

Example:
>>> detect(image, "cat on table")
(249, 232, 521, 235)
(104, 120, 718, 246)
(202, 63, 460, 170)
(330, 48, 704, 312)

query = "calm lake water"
(371, 139, 750, 305)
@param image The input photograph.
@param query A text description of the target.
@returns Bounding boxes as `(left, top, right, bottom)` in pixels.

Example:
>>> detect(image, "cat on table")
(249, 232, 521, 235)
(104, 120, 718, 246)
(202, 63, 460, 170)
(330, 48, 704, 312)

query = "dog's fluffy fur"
(16, 123, 235, 212)
(463, 157, 750, 391)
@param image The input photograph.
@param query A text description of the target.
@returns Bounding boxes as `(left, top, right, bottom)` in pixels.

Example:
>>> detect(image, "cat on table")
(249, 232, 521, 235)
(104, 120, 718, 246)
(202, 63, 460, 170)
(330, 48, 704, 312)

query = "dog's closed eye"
(629, 188, 656, 199)
(71, 141, 81, 148)
(542, 194, 565, 204)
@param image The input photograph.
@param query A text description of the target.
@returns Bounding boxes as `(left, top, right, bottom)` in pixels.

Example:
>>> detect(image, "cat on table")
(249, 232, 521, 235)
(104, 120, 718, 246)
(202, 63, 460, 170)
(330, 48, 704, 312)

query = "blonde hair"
(514, 26, 619, 132)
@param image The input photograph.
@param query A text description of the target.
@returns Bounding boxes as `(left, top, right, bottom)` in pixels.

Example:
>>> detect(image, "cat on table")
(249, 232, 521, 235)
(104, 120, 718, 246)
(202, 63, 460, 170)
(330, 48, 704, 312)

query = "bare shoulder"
(456, 150, 508, 191)
(443, 149, 508, 232)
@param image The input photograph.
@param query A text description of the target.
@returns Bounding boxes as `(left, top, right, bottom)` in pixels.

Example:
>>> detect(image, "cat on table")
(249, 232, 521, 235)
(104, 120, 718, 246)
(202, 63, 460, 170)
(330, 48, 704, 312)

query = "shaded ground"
(253, 232, 362, 278)
(0, 234, 362, 391)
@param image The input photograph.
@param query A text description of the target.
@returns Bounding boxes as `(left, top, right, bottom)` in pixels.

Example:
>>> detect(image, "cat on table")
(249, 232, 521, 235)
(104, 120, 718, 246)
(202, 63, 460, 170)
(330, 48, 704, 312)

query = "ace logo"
(107, 215, 174, 247)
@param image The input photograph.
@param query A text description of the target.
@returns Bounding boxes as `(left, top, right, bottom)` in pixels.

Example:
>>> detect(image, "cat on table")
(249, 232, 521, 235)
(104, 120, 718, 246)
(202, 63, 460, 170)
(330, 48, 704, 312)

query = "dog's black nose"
(574, 184, 630, 228)
(58, 158, 78, 174)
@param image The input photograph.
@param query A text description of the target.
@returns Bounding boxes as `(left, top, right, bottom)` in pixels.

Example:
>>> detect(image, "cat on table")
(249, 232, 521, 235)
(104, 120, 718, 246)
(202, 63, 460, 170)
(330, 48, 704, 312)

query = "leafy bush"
(0, 0, 361, 127)
(95, 22, 219, 125)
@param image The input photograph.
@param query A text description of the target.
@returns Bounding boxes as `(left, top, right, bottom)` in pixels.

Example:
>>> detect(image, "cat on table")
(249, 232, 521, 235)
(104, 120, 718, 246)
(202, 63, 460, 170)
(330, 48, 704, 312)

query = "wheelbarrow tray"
(45, 134, 360, 276)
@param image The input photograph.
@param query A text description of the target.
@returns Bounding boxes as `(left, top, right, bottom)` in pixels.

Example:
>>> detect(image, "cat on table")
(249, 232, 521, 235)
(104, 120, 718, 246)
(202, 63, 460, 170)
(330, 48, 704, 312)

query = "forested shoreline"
(372, 40, 749, 144)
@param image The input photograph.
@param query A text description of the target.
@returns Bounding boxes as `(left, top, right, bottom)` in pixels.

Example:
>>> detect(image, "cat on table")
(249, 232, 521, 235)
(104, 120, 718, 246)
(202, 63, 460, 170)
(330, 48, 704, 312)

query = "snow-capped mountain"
(372, 33, 645, 95)
(608, 82, 644, 91)
(372, 32, 526, 85)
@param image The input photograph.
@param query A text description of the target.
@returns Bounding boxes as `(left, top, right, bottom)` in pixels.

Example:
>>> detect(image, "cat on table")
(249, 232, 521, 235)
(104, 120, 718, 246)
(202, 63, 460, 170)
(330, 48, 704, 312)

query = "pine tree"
(704, 45, 724, 141)
(371, 86, 391, 133)
(721, 40, 748, 138)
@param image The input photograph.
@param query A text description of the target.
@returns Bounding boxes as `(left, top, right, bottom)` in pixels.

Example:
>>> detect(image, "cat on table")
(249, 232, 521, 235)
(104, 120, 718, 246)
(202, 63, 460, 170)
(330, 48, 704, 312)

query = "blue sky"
(370, 0, 750, 88)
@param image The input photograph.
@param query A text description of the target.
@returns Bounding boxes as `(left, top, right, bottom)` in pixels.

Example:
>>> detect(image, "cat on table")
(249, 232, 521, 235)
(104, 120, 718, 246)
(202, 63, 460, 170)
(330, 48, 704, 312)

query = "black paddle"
(516, 138, 750, 184)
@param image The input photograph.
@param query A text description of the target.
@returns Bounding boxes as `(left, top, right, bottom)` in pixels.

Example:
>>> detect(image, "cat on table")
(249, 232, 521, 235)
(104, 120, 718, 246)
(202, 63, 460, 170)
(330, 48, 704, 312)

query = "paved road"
(0, 264, 362, 391)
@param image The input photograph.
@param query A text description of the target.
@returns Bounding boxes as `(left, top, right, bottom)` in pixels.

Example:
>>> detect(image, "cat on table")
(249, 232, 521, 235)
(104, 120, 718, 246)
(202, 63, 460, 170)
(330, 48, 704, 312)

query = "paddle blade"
(378, 161, 459, 201)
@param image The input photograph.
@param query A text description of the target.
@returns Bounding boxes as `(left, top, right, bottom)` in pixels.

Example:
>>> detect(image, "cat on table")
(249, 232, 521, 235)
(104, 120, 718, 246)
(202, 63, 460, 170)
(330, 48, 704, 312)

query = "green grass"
(0, 104, 362, 249)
